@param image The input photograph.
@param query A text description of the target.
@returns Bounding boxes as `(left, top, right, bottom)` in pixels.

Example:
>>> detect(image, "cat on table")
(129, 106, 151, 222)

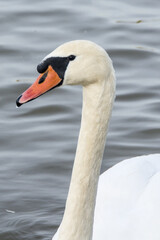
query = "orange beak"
(16, 66, 62, 107)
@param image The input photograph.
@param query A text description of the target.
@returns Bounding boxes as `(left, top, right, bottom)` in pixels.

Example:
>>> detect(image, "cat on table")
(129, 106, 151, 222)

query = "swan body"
(52, 154, 160, 240)
(16, 40, 160, 240)
(94, 154, 160, 240)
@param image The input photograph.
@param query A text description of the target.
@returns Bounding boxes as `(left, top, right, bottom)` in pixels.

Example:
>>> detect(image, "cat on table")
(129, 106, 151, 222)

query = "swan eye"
(68, 55, 76, 61)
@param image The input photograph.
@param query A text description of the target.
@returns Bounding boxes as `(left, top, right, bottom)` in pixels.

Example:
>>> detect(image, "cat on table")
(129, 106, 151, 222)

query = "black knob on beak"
(37, 60, 49, 74)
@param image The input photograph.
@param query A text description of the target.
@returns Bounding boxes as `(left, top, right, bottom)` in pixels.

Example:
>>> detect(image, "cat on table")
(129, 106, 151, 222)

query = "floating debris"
(16, 79, 33, 83)
(136, 20, 142, 23)
(136, 45, 160, 53)
(116, 19, 143, 24)
(116, 18, 160, 24)
(5, 209, 15, 214)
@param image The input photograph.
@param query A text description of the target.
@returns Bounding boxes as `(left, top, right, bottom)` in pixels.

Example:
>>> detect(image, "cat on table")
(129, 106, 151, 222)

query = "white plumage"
(51, 41, 160, 240)
(53, 154, 160, 240)
(17, 40, 160, 240)
(93, 154, 160, 240)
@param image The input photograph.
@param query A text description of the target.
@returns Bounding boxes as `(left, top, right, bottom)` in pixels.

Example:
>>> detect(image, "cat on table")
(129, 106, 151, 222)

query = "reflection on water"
(0, 0, 160, 239)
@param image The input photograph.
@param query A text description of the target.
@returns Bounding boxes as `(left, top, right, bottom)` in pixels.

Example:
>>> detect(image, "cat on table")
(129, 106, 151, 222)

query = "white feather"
(39, 40, 160, 240)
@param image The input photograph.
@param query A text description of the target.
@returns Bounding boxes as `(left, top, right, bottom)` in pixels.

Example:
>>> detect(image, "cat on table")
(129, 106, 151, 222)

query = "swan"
(16, 40, 160, 240)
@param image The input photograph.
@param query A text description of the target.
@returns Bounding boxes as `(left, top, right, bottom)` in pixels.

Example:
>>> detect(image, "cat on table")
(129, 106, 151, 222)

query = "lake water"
(0, 0, 160, 239)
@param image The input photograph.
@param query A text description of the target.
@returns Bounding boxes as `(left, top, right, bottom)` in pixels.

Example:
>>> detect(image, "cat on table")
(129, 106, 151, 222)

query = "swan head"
(16, 40, 113, 107)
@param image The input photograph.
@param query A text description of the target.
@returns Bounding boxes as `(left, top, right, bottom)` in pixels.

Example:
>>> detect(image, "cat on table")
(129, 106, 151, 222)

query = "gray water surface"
(0, 0, 160, 239)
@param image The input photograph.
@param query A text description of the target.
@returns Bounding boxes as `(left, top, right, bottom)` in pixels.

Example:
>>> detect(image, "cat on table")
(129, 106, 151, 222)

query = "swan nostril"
(38, 71, 48, 84)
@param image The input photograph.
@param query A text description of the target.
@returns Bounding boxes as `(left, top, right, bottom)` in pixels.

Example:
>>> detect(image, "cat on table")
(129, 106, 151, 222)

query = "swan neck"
(58, 71, 115, 240)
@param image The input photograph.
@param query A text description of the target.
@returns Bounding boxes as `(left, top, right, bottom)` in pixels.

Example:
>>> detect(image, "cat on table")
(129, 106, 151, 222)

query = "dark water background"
(0, 0, 160, 239)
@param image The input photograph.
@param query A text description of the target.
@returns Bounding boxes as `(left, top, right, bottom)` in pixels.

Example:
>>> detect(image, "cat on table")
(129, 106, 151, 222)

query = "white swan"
(16, 40, 160, 240)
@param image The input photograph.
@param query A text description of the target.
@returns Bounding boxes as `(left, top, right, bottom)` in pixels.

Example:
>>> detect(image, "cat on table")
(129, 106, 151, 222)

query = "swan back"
(93, 154, 160, 240)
